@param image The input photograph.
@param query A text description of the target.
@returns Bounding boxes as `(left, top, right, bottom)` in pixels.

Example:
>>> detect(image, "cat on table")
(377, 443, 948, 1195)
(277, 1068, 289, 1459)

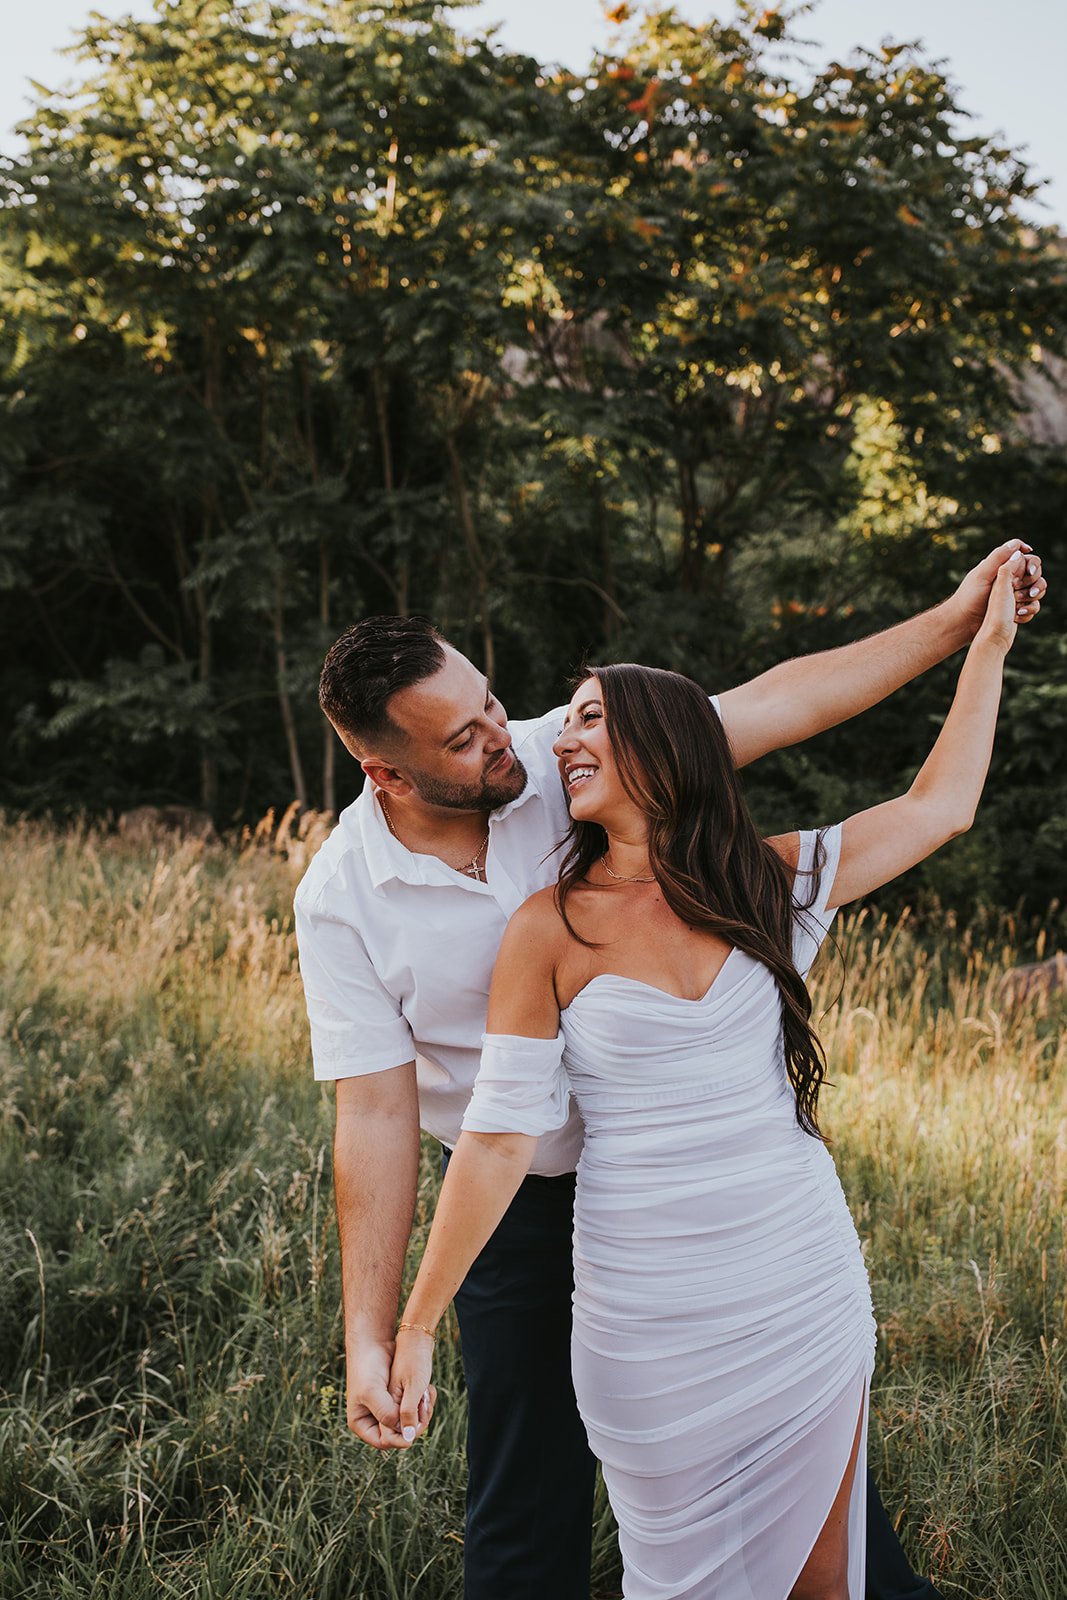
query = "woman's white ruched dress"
(462, 827, 877, 1600)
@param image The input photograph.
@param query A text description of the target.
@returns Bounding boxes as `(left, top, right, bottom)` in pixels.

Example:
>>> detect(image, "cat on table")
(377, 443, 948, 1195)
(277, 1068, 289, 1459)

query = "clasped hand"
(345, 1339, 435, 1450)
(955, 536, 1045, 629)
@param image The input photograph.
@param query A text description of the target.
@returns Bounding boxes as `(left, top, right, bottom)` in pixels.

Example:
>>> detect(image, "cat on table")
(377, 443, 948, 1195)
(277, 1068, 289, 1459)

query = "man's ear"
(361, 756, 413, 797)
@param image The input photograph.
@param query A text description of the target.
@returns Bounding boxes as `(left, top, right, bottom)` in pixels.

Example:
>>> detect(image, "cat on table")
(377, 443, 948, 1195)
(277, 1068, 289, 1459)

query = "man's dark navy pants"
(445, 1151, 943, 1600)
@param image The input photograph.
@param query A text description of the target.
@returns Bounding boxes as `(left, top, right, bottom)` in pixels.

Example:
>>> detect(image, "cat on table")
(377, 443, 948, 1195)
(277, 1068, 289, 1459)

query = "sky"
(2, 0, 1063, 226)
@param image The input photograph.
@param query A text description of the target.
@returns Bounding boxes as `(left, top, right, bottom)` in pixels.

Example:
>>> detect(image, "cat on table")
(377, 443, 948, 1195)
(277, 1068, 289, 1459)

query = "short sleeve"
(791, 824, 843, 979)
(461, 1032, 571, 1138)
(294, 895, 415, 1080)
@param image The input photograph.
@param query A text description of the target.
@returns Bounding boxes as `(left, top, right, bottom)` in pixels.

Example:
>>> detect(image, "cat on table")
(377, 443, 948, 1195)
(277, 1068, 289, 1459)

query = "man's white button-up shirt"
(294, 707, 585, 1175)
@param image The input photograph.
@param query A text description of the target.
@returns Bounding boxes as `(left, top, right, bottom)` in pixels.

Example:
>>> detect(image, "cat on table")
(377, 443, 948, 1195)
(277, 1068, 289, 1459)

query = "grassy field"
(0, 815, 1063, 1599)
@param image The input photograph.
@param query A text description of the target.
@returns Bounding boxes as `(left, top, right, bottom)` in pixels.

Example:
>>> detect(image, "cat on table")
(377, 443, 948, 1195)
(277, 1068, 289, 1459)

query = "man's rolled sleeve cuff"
(308, 1012, 415, 1081)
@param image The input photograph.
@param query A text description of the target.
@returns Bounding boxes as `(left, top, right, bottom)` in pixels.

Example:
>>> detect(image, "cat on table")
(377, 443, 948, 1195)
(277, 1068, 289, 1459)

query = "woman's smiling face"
(553, 676, 628, 823)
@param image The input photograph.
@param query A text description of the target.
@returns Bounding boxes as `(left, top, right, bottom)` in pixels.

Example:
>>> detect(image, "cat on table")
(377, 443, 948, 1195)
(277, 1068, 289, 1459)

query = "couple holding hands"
(295, 541, 1044, 1599)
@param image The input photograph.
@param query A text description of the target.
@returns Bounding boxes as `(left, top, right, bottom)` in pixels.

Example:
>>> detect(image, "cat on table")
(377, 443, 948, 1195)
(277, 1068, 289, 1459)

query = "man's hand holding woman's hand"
(345, 1334, 436, 1450)
(345, 1339, 413, 1450)
(953, 537, 1046, 634)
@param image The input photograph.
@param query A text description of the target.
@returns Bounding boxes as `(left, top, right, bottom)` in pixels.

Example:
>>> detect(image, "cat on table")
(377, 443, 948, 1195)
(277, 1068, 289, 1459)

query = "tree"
(0, 0, 1063, 916)
(1, 0, 563, 813)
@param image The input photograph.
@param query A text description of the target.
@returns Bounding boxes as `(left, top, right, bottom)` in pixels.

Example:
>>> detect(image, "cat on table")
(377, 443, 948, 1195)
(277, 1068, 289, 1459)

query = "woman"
(389, 554, 1021, 1599)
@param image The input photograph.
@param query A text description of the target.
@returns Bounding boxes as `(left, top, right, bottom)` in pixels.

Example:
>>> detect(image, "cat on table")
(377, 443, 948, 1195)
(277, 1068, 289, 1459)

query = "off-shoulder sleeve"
(461, 1032, 571, 1138)
(791, 823, 843, 979)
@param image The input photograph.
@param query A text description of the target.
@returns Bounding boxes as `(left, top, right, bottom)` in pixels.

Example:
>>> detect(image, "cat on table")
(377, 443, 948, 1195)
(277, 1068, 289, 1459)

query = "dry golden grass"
(0, 817, 1063, 1598)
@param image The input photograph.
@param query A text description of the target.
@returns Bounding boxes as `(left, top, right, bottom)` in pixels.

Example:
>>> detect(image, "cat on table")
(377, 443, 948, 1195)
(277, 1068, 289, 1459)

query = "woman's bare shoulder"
(502, 885, 567, 953)
(490, 889, 571, 1022)
(505, 881, 607, 965)
(510, 883, 563, 924)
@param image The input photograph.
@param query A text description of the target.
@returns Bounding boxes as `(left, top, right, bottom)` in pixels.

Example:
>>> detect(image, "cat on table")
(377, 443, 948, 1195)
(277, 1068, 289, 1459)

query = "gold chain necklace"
(379, 794, 490, 882)
(601, 853, 655, 885)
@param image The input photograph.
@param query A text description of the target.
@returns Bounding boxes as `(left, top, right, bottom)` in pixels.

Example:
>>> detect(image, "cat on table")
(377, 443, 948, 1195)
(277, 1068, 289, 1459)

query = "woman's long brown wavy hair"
(557, 663, 829, 1139)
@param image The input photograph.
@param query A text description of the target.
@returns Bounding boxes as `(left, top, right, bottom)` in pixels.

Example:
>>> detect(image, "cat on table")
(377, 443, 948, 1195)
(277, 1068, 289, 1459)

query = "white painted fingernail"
(1028, 561, 1037, 575)
(1030, 584, 1041, 597)
(402, 1425, 416, 1442)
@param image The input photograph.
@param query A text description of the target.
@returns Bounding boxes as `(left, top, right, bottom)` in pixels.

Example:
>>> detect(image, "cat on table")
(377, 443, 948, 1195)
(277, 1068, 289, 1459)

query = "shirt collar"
(358, 782, 524, 893)
(357, 784, 438, 890)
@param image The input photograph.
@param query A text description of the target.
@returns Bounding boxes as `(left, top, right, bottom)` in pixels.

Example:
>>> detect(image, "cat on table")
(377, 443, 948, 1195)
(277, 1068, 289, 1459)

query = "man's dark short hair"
(319, 615, 448, 747)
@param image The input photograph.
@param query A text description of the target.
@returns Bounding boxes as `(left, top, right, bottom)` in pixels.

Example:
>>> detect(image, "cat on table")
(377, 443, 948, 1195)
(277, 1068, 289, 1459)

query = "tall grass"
(0, 817, 1063, 1599)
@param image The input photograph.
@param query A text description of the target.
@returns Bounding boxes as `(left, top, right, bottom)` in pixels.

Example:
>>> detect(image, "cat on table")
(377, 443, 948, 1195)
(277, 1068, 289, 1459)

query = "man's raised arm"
(718, 538, 1045, 767)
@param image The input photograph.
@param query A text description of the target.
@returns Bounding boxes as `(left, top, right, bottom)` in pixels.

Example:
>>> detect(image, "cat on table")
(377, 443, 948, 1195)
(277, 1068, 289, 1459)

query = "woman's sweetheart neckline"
(561, 948, 751, 1013)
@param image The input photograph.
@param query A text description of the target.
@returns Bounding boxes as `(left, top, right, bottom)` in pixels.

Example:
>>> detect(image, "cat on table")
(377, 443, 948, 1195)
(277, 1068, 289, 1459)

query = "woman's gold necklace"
(601, 853, 655, 885)
(379, 794, 490, 882)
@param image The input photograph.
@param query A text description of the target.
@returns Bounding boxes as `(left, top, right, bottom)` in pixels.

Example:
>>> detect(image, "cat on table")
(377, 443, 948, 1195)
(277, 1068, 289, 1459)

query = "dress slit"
(784, 1371, 869, 1600)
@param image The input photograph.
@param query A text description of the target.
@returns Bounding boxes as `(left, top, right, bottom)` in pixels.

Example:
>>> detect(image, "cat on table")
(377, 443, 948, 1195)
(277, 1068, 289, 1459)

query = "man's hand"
(951, 538, 1046, 635)
(346, 1339, 409, 1450)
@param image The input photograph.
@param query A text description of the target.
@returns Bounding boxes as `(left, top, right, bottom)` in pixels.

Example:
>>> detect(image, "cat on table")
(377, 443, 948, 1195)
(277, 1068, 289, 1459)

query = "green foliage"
(0, 0, 1064, 909)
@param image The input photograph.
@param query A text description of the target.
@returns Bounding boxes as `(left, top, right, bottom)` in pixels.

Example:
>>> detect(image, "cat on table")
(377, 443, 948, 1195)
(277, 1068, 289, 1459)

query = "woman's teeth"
(567, 766, 597, 789)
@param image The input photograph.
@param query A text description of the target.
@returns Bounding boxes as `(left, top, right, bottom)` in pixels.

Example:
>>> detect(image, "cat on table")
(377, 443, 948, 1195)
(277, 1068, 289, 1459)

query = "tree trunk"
(171, 512, 219, 815)
(322, 716, 337, 818)
(196, 584, 219, 816)
(592, 475, 618, 643)
(371, 366, 410, 615)
(444, 429, 495, 680)
(319, 538, 336, 815)
(272, 579, 308, 809)
(198, 322, 223, 814)
(678, 455, 704, 591)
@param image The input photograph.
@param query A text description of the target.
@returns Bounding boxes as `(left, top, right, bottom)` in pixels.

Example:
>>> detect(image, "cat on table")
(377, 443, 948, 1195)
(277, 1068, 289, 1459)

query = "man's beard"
(407, 751, 529, 812)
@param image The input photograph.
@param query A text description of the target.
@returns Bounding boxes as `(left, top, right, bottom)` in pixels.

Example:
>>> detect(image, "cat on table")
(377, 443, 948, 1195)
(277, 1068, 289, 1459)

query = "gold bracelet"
(397, 1321, 437, 1344)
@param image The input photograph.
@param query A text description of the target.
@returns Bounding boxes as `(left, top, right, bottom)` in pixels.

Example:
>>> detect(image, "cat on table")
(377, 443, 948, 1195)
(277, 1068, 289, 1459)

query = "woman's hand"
(952, 537, 1045, 632)
(389, 1328, 437, 1446)
(974, 550, 1022, 654)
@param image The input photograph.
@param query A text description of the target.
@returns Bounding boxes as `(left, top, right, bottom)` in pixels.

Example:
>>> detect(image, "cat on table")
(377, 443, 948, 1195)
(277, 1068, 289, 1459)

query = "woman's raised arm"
(825, 551, 1020, 911)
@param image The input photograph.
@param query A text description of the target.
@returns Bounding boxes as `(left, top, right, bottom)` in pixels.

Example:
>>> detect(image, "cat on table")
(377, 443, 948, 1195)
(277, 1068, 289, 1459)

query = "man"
(294, 541, 1044, 1600)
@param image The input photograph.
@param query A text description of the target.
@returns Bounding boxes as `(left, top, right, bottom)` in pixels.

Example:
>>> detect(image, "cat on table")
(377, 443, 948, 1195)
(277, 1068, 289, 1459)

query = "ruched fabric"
(466, 826, 876, 1598)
